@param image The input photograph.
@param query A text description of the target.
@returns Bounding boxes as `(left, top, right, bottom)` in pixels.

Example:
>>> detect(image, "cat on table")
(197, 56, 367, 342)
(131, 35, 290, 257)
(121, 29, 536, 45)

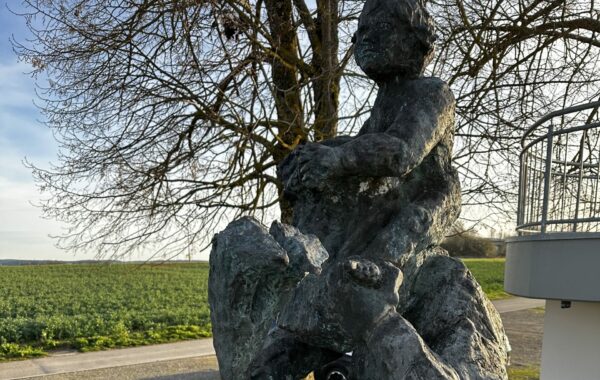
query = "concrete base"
(541, 300, 600, 380)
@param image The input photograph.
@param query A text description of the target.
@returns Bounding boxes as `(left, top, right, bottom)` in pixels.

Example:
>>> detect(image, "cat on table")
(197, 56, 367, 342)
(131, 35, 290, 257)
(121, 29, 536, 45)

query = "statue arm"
(320, 135, 354, 147)
(285, 82, 454, 190)
(334, 83, 455, 178)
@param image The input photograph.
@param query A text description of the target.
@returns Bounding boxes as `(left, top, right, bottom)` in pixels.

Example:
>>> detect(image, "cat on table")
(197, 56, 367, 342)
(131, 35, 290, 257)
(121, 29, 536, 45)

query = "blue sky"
(0, 3, 82, 260)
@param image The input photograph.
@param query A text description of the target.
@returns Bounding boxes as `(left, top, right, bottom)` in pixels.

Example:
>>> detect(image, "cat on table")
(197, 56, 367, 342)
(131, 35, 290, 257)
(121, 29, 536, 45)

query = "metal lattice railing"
(517, 101, 600, 234)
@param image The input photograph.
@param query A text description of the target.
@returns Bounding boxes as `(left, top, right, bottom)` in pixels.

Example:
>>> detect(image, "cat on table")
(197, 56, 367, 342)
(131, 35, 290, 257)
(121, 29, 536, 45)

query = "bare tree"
(430, 0, 600, 228)
(13, 0, 600, 258)
(13, 0, 363, 259)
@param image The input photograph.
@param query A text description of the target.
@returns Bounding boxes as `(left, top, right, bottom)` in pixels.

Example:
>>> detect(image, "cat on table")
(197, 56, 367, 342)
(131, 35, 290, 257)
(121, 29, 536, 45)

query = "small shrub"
(442, 233, 497, 258)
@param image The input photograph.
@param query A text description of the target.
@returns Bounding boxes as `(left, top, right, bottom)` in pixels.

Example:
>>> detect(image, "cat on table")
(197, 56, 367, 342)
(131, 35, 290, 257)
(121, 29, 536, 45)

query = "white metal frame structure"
(505, 101, 600, 380)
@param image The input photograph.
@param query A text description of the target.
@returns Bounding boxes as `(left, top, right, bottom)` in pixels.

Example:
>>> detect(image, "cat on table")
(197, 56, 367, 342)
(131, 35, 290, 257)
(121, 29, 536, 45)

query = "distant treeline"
(0, 259, 100, 266)
(0, 259, 207, 266)
(442, 234, 505, 258)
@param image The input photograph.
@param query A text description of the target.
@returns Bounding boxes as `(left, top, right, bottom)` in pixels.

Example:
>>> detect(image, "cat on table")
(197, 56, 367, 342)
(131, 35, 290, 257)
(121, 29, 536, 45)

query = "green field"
(462, 258, 509, 300)
(508, 366, 540, 380)
(0, 263, 211, 360)
(0, 258, 508, 360)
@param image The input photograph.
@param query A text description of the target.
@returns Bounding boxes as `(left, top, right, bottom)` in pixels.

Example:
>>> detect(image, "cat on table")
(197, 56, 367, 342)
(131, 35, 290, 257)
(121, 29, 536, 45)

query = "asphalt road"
(0, 340, 215, 380)
(28, 356, 221, 380)
(492, 297, 545, 314)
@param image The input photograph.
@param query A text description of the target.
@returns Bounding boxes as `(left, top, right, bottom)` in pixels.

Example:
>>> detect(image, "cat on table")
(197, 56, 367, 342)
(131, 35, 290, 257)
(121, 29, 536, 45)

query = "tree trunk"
(264, 0, 306, 154)
(264, 0, 306, 223)
(313, 0, 340, 141)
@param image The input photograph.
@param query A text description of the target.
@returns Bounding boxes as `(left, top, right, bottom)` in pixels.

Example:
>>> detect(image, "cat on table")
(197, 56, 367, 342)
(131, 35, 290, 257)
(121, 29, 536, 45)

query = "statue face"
(354, 4, 426, 81)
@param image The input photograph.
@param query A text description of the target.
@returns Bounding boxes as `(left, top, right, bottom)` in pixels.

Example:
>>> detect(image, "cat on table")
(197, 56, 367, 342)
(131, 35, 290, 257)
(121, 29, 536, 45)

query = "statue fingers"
(299, 159, 318, 176)
(301, 171, 325, 190)
(297, 151, 314, 166)
(344, 258, 383, 288)
(301, 172, 316, 187)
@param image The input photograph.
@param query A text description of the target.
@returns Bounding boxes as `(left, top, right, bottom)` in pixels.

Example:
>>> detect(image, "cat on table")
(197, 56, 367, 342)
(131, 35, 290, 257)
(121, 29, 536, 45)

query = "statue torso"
(290, 77, 456, 262)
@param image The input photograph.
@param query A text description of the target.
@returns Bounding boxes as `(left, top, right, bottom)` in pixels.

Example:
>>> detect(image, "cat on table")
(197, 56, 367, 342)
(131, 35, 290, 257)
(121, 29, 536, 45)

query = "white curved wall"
(505, 233, 600, 302)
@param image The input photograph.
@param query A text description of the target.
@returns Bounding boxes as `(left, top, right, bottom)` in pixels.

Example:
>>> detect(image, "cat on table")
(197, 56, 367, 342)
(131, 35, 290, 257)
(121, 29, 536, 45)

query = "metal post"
(517, 153, 525, 229)
(541, 125, 554, 234)
(573, 129, 588, 232)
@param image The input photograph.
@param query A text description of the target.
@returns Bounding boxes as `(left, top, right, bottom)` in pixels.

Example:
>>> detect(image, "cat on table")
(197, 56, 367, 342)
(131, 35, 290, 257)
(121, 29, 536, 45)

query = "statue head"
(353, 0, 436, 82)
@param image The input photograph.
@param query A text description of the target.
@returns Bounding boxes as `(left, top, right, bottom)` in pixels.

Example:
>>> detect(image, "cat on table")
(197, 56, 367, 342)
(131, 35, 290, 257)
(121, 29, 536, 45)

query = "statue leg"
(403, 255, 510, 379)
(331, 162, 508, 378)
(344, 161, 461, 266)
(353, 313, 460, 380)
(349, 255, 509, 380)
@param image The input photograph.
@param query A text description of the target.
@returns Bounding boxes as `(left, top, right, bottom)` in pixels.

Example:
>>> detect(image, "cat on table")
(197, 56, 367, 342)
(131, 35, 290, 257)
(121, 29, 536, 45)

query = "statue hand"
(387, 206, 432, 259)
(407, 206, 433, 234)
(297, 143, 341, 190)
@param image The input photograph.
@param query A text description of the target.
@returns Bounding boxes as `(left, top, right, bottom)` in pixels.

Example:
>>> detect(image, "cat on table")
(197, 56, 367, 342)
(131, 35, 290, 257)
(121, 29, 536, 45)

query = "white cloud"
(0, 60, 74, 260)
(0, 16, 101, 261)
(0, 175, 72, 260)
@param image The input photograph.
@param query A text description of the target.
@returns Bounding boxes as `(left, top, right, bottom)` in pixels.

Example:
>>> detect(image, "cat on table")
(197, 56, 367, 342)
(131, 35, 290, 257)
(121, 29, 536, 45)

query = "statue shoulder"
(414, 77, 455, 105)
(398, 78, 455, 118)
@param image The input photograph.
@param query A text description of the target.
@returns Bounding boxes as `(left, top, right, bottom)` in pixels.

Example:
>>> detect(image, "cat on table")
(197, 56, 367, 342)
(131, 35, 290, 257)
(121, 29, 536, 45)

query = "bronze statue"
(209, 1, 510, 378)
